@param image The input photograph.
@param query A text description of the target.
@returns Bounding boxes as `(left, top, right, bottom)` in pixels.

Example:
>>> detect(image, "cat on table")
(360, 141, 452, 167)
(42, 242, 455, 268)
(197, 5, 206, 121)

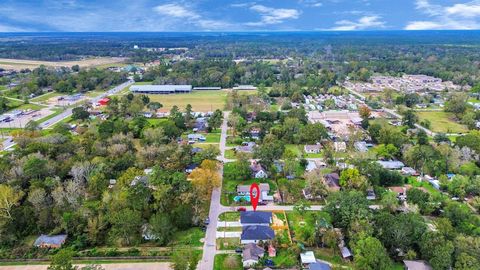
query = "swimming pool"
(233, 195, 250, 202)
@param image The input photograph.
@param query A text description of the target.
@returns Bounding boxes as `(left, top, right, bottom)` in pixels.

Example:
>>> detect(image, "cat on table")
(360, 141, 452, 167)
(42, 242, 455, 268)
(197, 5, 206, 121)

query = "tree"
(72, 106, 90, 121)
(0, 184, 23, 221)
(108, 208, 142, 246)
(227, 113, 245, 138)
(171, 249, 199, 270)
(445, 93, 468, 118)
(304, 169, 329, 199)
(147, 101, 162, 112)
(189, 160, 221, 202)
(325, 191, 371, 230)
(402, 109, 418, 128)
(374, 144, 398, 160)
(354, 236, 392, 270)
(298, 123, 328, 144)
(48, 249, 76, 270)
(339, 168, 367, 191)
(207, 109, 223, 130)
(380, 192, 399, 212)
(359, 105, 371, 120)
(225, 152, 252, 181)
(25, 120, 40, 131)
(149, 212, 176, 245)
(420, 232, 454, 270)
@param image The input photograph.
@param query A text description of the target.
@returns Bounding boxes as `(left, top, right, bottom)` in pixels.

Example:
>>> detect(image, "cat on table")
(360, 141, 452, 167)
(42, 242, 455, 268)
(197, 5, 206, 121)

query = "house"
(242, 243, 265, 267)
(240, 211, 272, 226)
(191, 147, 203, 154)
(237, 183, 273, 202)
(250, 161, 268, 179)
(389, 186, 408, 201)
(401, 167, 418, 176)
(304, 144, 322, 154)
(354, 141, 369, 152)
(34, 234, 67, 248)
(309, 262, 332, 270)
(236, 142, 256, 153)
(187, 134, 206, 142)
(130, 175, 148, 186)
(334, 141, 346, 152)
(339, 246, 353, 260)
(366, 189, 376, 200)
(403, 260, 433, 270)
(250, 128, 262, 140)
(241, 225, 275, 244)
(305, 160, 318, 172)
(98, 98, 110, 106)
(300, 251, 316, 266)
(233, 85, 257, 90)
(324, 173, 341, 191)
(377, 160, 405, 170)
(193, 118, 208, 132)
(185, 164, 198, 173)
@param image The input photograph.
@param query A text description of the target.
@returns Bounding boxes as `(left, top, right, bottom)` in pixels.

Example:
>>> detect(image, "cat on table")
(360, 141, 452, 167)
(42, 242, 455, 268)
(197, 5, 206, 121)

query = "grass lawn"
(285, 144, 303, 157)
(286, 211, 330, 244)
(468, 98, 480, 103)
(217, 227, 242, 232)
(416, 111, 468, 133)
(37, 109, 64, 124)
(214, 254, 242, 270)
(30, 92, 62, 103)
(147, 118, 169, 126)
(407, 177, 442, 196)
(138, 90, 229, 112)
(225, 149, 237, 159)
(168, 227, 205, 247)
(219, 212, 240, 222)
(16, 103, 46, 111)
(271, 249, 298, 268)
(216, 238, 241, 250)
(313, 248, 355, 269)
(85, 90, 106, 98)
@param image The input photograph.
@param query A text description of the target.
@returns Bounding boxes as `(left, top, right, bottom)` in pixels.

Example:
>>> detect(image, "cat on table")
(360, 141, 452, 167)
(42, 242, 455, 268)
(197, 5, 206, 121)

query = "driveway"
(216, 231, 241, 238)
(217, 221, 241, 227)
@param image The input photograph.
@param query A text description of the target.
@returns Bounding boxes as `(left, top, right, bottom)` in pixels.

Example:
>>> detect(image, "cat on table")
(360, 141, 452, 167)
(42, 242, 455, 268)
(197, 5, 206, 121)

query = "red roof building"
(98, 98, 110, 106)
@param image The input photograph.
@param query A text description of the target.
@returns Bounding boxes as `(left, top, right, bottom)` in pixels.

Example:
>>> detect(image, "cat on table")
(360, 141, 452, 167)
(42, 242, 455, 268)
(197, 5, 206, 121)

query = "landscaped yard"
(216, 237, 241, 250)
(214, 254, 242, 270)
(416, 111, 468, 133)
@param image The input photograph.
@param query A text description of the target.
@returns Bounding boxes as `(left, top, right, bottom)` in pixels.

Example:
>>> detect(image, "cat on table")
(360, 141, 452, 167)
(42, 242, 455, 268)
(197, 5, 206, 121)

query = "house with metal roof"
(34, 234, 67, 248)
(403, 260, 432, 270)
(240, 211, 272, 226)
(241, 225, 275, 244)
(130, 85, 192, 94)
(377, 160, 405, 170)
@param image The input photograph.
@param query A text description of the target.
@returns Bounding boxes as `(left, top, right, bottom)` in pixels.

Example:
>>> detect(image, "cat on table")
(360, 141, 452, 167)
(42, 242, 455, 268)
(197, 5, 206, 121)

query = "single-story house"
(354, 141, 369, 152)
(236, 142, 256, 153)
(403, 260, 433, 270)
(34, 234, 67, 248)
(131, 175, 148, 186)
(237, 183, 273, 202)
(250, 128, 261, 140)
(389, 186, 408, 201)
(339, 246, 353, 260)
(242, 243, 265, 267)
(377, 160, 405, 170)
(241, 225, 275, 244)
(334, 142, 347, 152)
(187, 134, 206, 142)
(309, 262, 332, 270)
(324, 173, 341, 191)
(240, 211, 272, 226)
(193, 118, 208, 132)
(250, 161, 268, 179)
(401, 167, 418, 176)
(304, 144, 322, 154)
(191, 147, 203, 154)
(300, 251, 316, 265)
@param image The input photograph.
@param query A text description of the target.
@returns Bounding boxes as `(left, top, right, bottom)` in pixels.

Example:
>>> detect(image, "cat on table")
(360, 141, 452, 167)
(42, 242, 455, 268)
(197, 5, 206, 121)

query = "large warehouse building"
(130, 85, 192, 94)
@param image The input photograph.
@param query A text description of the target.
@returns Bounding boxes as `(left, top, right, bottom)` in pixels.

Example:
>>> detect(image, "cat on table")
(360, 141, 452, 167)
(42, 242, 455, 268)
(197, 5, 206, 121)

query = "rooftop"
(241, 211, 272, 224)
(241, 225, 275, 240)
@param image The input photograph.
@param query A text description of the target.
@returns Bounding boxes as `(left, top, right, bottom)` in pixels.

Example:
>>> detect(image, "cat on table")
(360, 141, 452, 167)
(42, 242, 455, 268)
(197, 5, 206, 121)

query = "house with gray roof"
(403, 260, 432, 270)
(242, 243, 265, 267)
(34, 234, 67, 248)
(241, 225, 275, 244)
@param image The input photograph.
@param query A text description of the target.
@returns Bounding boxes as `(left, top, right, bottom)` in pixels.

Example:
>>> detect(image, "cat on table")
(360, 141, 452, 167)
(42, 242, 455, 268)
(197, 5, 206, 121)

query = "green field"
(144, 90, 228, 112)
(30, 92, 62, 102)
(417, 111, 468, 133)
(214, 254, 242, 270)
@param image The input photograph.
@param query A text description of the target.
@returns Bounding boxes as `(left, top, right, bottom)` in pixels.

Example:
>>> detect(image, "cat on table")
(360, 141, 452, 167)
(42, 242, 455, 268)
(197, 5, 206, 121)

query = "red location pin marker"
(250, 183, 260, 211)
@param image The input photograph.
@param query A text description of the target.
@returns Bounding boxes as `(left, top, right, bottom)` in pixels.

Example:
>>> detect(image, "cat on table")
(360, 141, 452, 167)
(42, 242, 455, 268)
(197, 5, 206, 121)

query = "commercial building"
(130, 85, 192, 94)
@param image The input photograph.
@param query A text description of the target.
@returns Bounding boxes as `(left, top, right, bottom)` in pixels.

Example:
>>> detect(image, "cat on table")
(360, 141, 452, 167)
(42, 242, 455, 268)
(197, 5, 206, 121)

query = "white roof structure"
(130, 85, 192, 94)
(300, 251, 316, 264)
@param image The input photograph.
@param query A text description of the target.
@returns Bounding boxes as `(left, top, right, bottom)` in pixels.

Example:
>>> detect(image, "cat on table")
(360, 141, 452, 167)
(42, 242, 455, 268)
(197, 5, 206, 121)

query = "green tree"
(420, 232, 454, 270)
(207, 109, 223, 130)
(72, 106, 90, 121)
(339, 168, 367, 191)
(48, 249, 76, 270)
(108, 208, 142, 246)
(354, 236, 392, 270)
(149, 212, 176, 245)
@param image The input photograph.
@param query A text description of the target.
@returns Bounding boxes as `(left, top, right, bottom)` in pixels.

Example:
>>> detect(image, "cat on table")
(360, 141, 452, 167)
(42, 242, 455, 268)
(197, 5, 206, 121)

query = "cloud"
(246, 4, 300, 26)
(0, 23, 31, 32)
(330, 15, 385, 30)
(153, 3, 231, 30)
(298, 0, 323, 7)
(405, 0, 480, 30)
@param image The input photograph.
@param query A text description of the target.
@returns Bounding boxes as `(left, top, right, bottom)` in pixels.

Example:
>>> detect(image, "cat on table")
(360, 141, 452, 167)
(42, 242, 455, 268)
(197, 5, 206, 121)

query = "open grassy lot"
(143, 90, 228, 112)
(30, 92, 62, 103)
(0, 57, 126, 71)
(216, 238, 241, 251)
(168, 227, 205, 247)
(219, 212, 241, 221)
(214, 254, 242, 270)
(416, 111, 468, 133)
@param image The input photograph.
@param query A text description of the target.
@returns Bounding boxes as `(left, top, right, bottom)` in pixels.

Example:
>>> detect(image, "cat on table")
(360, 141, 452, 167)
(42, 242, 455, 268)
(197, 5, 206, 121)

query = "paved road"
(0, 262, 172, 270)
(198, 111, 229, 270)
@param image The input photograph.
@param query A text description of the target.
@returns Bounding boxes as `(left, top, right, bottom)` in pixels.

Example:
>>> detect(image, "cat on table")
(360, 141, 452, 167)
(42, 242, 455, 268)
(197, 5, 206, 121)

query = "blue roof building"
(34, 234, 67, 248)
(241, 225, 275, 244)
(240, 211, 272, 225)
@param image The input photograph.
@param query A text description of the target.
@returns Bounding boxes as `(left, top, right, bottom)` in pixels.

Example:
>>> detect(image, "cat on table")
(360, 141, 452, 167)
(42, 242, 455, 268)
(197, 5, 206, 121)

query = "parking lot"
(0, 108, 54, 128)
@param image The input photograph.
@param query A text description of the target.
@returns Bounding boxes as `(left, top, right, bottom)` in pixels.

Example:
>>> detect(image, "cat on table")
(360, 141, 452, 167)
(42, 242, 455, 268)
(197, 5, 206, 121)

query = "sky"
(1, 0, 480, 32)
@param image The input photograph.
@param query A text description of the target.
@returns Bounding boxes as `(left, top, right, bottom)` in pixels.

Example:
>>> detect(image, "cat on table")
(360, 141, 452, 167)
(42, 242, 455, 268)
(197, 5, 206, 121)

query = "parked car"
(204, 217, 210, 225)
(237, 207, 246, 212)
(235, 247, 242, 254)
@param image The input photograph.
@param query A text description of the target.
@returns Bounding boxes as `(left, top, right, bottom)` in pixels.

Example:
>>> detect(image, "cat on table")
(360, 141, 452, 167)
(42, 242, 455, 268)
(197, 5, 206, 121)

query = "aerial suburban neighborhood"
(1, 2, 480, 270)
